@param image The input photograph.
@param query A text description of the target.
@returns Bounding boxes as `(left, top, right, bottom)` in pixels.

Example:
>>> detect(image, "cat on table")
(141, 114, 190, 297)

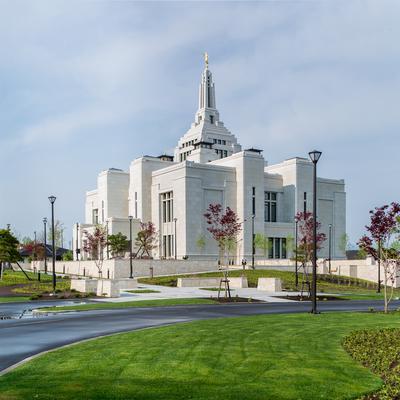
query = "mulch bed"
(211, 297, 263, 303)
(275, 295, 345, 301)
(0, 284, 28, 297)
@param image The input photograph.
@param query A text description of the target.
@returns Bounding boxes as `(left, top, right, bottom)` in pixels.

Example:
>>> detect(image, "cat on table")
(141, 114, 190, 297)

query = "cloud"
(0, 0, 399, 243)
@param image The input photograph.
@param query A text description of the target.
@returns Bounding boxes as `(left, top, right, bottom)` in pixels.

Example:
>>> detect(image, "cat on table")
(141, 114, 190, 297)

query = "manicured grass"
(1, 312, 400, 400)
(339, 292, 400, 301)
(0, 296, 31, 303)
(39, 298, 217, 312)
(200, 287, 235, 291)
(0, 270, 52, 287)
(139, 269, 400, 299)
(0, 271, 71, 295)
(126, 289, 161, 293)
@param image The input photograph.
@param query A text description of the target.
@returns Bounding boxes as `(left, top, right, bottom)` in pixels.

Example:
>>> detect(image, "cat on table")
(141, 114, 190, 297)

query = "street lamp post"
(128, 216, 133, 279)
(75, 223, 80, 261)
(174, 218, 177, 260)
(251, 214, 255, 269)
(43, 218, 47, 273)
(48, 196, 57, 293)
(106, 220, 109, 260)
(34, 231, 37, 263)
(295, 217, 299, 287)
(328, 224, 332, 274)
(308, 150, 322, 314)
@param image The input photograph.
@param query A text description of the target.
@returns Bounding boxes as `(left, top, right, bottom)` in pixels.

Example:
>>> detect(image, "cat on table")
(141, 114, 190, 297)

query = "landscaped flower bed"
(343, 327, 400, 399)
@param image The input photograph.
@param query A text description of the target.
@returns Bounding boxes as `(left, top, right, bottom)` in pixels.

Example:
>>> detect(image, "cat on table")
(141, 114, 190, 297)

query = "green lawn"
(0, 296, 31, 303)
(39, 298, 217, 312)
(1, 312, 400, 400)
(0, 270, 51, 287)
(0, 270, 70, 296)
(139, 269, 399, 300)
(126, 289, 161, 294)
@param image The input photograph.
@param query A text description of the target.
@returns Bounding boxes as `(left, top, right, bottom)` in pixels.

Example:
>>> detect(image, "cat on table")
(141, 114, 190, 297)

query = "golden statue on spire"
(204, 52, 209, 67)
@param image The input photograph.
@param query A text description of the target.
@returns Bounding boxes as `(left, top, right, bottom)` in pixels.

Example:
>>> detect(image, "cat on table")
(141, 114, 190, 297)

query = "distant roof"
(19, 244, 70, 257)
(157, 155, 174, 161)
(108, 168, 123, 171)
(245, 148, 263, 154)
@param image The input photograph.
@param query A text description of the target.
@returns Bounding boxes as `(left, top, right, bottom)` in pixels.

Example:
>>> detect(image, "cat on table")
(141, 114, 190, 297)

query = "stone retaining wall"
(31, 259, 218, 279)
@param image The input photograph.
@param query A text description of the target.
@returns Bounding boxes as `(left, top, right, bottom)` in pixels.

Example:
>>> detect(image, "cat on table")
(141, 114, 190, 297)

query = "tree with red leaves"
(21, 241, 45, 261)
(134, 222, 157, 259)
(83, 225, 107, 277)
(204, 203, 241, 299)
(358, 202, 400, 313)
(294, 211, 326, 296)
(204, 203, 242, 264)
(295, 211, 326, 265)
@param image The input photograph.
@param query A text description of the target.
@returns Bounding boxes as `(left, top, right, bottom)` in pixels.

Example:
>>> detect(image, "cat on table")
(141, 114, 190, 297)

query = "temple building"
(73, 56, 346, 262)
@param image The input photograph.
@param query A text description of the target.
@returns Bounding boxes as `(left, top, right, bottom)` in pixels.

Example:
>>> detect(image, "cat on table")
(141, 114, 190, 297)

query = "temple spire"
(198, 53, 216, 110)
(204, 52, 209, 68)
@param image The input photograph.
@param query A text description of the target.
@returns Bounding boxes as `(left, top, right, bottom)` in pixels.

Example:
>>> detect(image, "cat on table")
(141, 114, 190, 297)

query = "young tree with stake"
(204, 204, 241, 298)
(358, 202, 400, 313)
(83, 225, 107, 277)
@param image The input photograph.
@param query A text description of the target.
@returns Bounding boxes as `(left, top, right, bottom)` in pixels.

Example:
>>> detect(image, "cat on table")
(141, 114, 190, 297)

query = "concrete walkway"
(90, 283, 315, 303)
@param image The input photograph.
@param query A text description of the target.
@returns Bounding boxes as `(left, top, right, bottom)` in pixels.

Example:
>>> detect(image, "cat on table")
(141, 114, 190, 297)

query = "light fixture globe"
(308, 150, 322, 164)
(128, 215, 133, 220)
(48, 195, 56, 204)
(43, 217, 47, 224)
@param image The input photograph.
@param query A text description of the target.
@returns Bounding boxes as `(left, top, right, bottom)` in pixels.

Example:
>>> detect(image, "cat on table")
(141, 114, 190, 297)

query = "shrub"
(343, 328, 400, 400)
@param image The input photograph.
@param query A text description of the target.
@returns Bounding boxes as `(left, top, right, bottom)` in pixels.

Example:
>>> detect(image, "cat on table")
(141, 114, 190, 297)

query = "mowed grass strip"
(1, 312, 400, 400)
(0, 296, 31, 303)
(39, 298, 217, 312)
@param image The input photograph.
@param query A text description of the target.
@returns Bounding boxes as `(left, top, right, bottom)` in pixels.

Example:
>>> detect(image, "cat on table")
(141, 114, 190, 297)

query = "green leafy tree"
(286, 234, 294, 257)
(62, 250, 73, 261)
(0, 229, 22, 279)
(339, 233, 350, 256)
(48, 220, 65, 249)
(107, 233, 129, 258)
(196, 235, 206, 254)
(254, 233, 269, 264)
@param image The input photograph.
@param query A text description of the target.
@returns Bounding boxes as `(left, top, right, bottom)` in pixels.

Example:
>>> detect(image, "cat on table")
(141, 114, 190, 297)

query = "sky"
(0, 0, 399, 247)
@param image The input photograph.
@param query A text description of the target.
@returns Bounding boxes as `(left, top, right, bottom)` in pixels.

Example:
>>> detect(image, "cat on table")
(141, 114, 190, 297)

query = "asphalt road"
(0, 299, 399, 374)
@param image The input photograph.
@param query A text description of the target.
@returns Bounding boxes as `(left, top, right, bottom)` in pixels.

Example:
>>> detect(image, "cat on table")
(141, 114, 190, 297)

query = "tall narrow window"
(134, 192, 138, 218)
(274, 238, 281, 259)
(210, 115, 214, 124)
(303, 192, 307, 213)
(101, 201, 104, 223)
(268, 238, 287, 259)
(92, 209, 99, 225)
(161, 192, 173, 223)
(268, 238, 274, 258)
(264, 192, 277, 222)
(282, 238, 287, 259)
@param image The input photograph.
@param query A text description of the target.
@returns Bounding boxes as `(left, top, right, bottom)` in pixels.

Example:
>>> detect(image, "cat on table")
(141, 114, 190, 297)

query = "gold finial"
(204, 52, 209, 67)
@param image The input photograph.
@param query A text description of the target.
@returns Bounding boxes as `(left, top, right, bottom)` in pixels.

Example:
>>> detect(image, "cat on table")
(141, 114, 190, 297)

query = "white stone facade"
(73, 59, 346, 263)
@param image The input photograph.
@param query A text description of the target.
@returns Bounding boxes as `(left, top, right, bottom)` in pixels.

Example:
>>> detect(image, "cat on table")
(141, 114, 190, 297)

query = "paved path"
(1, 299, 399, 374)
(96, 283, 315, 303)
